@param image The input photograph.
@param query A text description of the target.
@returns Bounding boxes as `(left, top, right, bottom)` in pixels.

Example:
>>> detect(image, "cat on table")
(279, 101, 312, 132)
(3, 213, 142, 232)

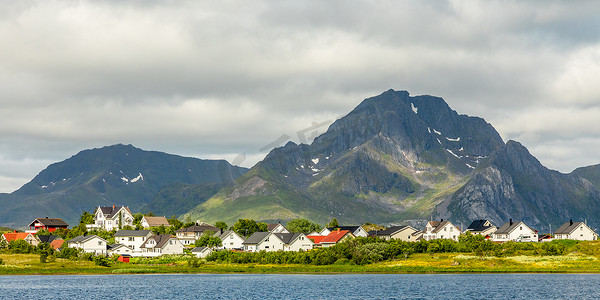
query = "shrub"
(0, 258, 3, 265)
(94, 255, 112, 267)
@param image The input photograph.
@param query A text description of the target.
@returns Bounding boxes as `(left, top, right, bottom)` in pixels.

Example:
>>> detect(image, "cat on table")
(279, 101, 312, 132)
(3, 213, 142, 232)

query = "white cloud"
(0, 0, 600, 191)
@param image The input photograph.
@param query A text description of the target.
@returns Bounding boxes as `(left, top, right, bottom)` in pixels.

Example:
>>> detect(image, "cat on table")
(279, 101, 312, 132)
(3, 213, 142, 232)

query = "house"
(37, 235, 64, 250)
(319, 229, 354, 247)
(140, 234, 184, 257)
(140, 216, 171, 228)
(422, 220, 460, 241)
(274, 233, 314, 251)
(465, 220, 497, 237)
(554, 220, 598, 241)
(243, 232, 283, 252)
(218, 230, 246, 250)
(1, 232, 40, 246)
(88, 205, 134, 231)
(268, 223, 290, 233)
(27, 217, 69, 233)
(491, 220, 538, 242)
(320, 226, 368, 237)
(107, 244, 134, 256)
(176, 224, 221, 246)
(373, 225, 418, 241)
(67, 235, 109, 255)
(410, 230, 424, 241)
(191, 247, 213, 258)
(114, 230, 153, 255)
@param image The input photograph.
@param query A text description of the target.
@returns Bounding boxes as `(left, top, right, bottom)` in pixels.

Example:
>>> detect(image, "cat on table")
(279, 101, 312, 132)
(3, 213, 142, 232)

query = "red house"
(28, 217, 69, 233)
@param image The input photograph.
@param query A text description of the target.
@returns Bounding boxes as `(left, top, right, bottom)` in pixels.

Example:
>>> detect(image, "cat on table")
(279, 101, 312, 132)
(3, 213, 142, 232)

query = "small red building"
(118, 255, 131, 263)
(28, 217, 69, 233)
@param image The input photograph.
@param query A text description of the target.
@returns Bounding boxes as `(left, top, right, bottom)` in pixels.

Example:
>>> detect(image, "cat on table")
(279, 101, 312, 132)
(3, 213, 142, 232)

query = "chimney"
(113, 205, 115, 209)
(570, 219, 573, 226)
(46, 216, 48, 219)
(441, 219, 444, 222)
(337, 228, 341, 232)
(510, 219, 513, 226)
(14, 230, 16, 233)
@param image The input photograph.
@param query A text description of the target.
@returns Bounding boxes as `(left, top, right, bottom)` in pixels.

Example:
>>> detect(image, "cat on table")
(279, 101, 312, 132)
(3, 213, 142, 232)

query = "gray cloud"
(0, 0, 599, 192)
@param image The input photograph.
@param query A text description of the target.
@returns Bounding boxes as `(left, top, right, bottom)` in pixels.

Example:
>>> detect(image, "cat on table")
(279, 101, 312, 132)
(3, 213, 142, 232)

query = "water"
(0, 273, 598, 299)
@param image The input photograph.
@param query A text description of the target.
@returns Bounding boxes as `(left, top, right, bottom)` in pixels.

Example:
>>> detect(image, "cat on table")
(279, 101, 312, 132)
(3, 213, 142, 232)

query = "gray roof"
(140, 234, 175, 249)
(554, 221, 589, 235)
(37, 235, 62, 244)
(326, 226, 362, 233)
(376, 225, 414, 236)
(68, 235, 104, 244)
(108, 243, 131, 250)
(115, 230, 152, 237)
(495, 221, 528, 235)
(176, 225, 219, 233)
(431, 221, 454, 233)
(273, 233, 303, 244)
(29, 218, 69, 227)
(242, 232, 271, 245)
(466, 220, 495, 232)
(97, 206, 132, 218)
(191, 247, 211, 253)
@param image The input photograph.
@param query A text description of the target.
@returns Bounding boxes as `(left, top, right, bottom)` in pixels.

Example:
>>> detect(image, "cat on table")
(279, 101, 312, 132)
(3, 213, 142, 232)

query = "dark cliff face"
(444, 140, 600, 229)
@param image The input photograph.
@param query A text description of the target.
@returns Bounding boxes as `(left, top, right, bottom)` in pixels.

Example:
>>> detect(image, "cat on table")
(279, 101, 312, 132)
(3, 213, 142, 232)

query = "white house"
(114, 230, 153, 255)
(67, 235, 109, 255)
(191, 247, 213, 258)
(243, 232, 284, 252)
(140, 234, 184, 257)
(275, 233, 314, 251)
(140, 216, 171, 228)
(319, 226, 368, 237)
(88, 205, 134, 231)
(218, 230, 246, 250)
(267, 223, 290, 233)
(492, 220, 538, 242)
(554, 220, 598, 241)
(374, 225, 418, 242)
(107, 244, 134, 256)
(422, 220, 460, 241)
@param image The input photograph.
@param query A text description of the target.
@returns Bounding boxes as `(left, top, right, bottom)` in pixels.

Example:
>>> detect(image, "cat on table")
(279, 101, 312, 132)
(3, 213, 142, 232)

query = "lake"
(1, 273, 598, 299)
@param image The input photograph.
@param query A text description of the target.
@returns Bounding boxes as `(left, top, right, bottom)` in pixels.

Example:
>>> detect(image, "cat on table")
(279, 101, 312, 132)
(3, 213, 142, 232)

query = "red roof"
(307, 235, 327, 244)
(50, 239, 65, 250)
(2, 232, 34, 242)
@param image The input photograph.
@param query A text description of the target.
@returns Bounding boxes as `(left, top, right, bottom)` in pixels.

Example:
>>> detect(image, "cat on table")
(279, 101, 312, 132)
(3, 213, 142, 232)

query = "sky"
(1, 0, 600, 193)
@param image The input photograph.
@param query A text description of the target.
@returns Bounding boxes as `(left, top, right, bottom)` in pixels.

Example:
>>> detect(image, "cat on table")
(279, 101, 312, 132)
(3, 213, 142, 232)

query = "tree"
(215, 221, 228, 231)
(35, 229, 51, 236)
(133, 213, 144, 225)
(232, 219, 264, 237)
(194, 231, 222, 248)
(287, 219, 321, 234)
(168, 216, 183, 230)
(326, 218, 339, 228)
(79, 211, 95, 225)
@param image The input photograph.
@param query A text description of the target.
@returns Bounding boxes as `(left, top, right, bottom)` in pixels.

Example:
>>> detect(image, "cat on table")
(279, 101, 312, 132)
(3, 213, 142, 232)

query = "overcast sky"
(1, 0, 599, 193)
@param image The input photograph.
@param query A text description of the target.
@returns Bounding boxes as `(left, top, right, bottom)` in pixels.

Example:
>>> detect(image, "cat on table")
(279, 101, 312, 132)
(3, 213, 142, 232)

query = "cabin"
(554, 220, 598, 241)
(491, 220, 538, 242)
(191, 247, 213, 258)
(374, 225, 418, 241)
(27, 217, 69, 233)
(140, 234, 184, 257)
(423, 220, 461, 241)
(218, 230, 246, 250)
(67, 235, 109, 255)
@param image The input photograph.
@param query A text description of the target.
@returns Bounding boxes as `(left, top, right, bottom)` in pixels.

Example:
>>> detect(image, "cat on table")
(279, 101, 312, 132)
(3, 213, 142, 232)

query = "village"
(1, 204, 598, 262)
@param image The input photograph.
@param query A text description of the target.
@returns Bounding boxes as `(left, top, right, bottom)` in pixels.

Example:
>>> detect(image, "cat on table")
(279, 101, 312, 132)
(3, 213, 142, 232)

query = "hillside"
(181, 90, 600, 230)
(0, 144, 247, 228)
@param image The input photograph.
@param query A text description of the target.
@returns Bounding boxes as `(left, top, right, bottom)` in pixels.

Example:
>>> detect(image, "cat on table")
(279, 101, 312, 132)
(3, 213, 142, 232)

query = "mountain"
(181, 89, 600, 230)
(0, 144, 248, 228)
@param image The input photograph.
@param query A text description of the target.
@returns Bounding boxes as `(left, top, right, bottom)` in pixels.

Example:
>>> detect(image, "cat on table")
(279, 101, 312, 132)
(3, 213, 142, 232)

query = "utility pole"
(549, 224, 551, 237)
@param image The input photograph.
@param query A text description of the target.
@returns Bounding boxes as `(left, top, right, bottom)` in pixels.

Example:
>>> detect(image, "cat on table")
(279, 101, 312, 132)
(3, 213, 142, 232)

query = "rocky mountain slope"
(182, 90, 600, 230)
(0, 144, 247, 228)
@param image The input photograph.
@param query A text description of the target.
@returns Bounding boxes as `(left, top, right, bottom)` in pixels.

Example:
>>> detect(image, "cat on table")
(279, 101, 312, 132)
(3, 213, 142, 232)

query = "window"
(230, 235, 233, 239)
(520, 227, 522, 230)
(128, 237, 133, 241)
(450, 227, 453, 232)
(98, 241, 102, 246)
(265, 246, 269, 249)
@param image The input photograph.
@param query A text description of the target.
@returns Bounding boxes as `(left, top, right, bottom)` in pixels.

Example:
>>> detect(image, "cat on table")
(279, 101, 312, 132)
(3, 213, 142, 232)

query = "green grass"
(6, 251, 600, 275)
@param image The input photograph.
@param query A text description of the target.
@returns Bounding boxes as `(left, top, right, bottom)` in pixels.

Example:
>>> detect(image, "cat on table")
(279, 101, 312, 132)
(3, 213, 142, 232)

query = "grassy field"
(3, 252, 600, 275)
